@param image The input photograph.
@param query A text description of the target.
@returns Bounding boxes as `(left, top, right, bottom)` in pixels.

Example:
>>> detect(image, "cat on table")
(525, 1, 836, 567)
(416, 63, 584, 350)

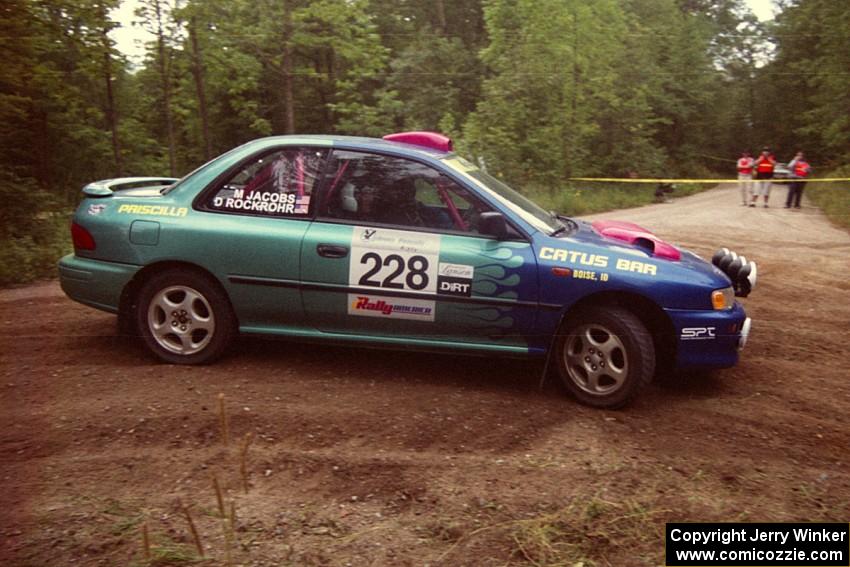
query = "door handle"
(317, 244, 349, 259)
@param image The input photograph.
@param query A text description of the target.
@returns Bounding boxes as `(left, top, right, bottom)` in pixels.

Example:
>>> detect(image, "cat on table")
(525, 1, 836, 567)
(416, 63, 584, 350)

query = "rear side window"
(206, 148, 328, 217)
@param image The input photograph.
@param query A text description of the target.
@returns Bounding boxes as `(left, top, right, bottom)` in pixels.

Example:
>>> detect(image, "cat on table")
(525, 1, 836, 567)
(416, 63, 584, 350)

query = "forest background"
(1, 0, 848, 285)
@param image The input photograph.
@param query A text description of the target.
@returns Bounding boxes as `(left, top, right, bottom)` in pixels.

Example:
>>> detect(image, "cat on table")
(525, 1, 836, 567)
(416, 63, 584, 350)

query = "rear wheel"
(136, 270, 235, 364)
(555, 307, 655, 409)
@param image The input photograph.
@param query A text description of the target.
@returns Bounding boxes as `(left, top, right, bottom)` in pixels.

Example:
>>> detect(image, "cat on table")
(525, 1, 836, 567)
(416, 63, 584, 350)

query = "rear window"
(205, 148, 328, 217)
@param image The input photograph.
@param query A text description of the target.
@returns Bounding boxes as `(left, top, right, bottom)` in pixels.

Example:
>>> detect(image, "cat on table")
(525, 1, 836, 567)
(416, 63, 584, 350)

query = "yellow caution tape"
(568, 177, 850, 183)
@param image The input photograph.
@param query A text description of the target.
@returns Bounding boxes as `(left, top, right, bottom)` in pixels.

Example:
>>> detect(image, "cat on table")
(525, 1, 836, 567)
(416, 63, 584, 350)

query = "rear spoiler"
(82, 182, 114, 198)
(81, 177, 178, 198)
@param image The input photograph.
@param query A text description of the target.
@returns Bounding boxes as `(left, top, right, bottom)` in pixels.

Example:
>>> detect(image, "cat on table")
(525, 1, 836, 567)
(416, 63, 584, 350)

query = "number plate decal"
(348, 227, 440, 321)
(349, 227, 440, 294)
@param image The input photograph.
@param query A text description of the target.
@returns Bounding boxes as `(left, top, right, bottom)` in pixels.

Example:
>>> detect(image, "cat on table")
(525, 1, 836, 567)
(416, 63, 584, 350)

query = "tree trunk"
(154, 0, 176, 175)
(565, 8, 580, 178)
(100, 19, 122, 176)
(746, 52, 755, 150)
(282, 0, 295, 134)
(189, 17, 212, 161)
(435, 0, 447, 35)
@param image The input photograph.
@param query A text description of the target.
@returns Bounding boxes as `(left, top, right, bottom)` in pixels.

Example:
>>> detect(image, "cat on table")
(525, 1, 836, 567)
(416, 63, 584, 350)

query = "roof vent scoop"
(591, 220, 681, 261)
(383, 131, 453, 153)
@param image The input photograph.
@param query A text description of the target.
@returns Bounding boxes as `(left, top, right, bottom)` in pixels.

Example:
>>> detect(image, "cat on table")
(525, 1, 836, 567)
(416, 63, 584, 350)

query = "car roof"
(237, 135, 453, 159)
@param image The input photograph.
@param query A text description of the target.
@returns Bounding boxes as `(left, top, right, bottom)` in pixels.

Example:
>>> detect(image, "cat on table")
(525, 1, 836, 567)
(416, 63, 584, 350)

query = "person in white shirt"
(736, 151, 754, 206)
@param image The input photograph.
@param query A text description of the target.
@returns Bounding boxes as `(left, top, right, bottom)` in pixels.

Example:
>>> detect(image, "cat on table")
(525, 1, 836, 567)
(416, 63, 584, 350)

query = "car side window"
(206, 148, 328, 217)
(320, 150, 493, 234)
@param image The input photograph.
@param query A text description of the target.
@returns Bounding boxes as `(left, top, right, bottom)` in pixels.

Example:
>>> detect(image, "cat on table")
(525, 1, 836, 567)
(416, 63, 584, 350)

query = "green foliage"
(807, 169, 850, 231)
(0, 171, 71, 286)
(525, 182, 710, 217)
(332, 87, 404, 136)
(385, 34, 482, 132)
(0, 3, 74, 285)
(763, 1, 850, 165)
(464, 0, 727, 186)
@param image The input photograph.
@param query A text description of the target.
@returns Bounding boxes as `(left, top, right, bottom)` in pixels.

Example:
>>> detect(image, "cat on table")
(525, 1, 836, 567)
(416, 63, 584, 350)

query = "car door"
(299, 149, 539, 350)
(192, 146, 328, 331)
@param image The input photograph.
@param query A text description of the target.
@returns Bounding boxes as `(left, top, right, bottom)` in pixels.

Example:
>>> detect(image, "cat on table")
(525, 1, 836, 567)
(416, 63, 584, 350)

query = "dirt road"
(2, 185, 849, 566)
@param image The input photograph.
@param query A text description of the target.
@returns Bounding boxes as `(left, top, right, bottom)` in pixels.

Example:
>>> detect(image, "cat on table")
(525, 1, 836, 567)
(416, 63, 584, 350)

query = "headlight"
(711, 287, 735, 310)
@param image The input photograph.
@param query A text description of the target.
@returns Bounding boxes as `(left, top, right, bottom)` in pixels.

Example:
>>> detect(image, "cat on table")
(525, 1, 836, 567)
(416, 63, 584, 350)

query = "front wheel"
(555, 307, 655, 409)
(136, 270, 235, 364)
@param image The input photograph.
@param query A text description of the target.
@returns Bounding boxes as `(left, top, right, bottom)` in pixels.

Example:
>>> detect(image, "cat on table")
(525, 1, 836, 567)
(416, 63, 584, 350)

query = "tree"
(465, 0, 662, 185)
(761, 0, 850, 165)
(186, 15, 211, 160)
(93, 1, 124, 175)
(136, 0, 180, 175)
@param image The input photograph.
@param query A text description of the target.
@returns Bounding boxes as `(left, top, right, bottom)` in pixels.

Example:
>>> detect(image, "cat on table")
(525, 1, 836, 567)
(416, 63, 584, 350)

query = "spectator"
(655, 183, 674, 203)
(785, 151, 811, 209)
(751, 147, 776, 208)
(736, 151, 754, 206)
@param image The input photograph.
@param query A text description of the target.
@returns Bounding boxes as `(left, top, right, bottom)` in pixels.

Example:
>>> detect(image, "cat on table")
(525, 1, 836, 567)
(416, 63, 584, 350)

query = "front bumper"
(667, 302, 750, 370)
(58, 254, 140, 313)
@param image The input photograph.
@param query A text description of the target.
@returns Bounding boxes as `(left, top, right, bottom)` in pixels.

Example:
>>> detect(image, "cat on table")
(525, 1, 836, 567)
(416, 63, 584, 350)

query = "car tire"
(555, 307, 655, 409)
(135, 269, 235, 364)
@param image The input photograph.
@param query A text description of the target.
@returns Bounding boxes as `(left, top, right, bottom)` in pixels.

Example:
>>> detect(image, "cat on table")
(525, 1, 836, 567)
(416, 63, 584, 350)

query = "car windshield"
(442, 156, 567, 235)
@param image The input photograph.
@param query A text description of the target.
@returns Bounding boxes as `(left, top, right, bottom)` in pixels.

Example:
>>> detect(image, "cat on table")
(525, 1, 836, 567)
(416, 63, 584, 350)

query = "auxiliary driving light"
(712, 247, 758, 298)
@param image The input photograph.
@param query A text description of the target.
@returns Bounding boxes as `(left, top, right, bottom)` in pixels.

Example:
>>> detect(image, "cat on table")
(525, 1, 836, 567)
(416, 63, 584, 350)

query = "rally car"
(59, 132, 756, 408)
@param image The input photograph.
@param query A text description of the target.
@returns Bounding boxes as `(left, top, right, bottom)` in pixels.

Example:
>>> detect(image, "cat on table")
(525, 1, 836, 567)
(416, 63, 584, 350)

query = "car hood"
(576, 219, 681, 260)
(569, 219, 729, 283)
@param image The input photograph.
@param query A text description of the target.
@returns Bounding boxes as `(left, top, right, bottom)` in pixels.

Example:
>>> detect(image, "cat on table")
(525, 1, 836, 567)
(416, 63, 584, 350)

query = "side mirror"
(479, 211, 508, 239)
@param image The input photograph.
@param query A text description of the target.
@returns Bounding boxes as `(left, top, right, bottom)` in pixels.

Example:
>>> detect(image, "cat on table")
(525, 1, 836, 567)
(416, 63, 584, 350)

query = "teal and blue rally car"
(59, 132, 756, 408)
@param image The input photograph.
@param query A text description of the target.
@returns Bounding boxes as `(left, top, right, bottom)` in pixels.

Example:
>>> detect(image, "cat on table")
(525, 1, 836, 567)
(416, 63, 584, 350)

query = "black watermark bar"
(666, 523, 849, 566)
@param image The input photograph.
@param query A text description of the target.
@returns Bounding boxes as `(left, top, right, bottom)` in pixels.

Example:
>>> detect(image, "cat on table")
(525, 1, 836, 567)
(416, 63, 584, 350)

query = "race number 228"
(357, 252, 429, 291)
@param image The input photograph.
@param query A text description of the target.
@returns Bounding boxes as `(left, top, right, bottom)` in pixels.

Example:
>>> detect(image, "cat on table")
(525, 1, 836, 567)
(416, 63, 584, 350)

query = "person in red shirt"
(751, 147, 776, 207)
(736, 151, 754, 205)
(785, 151, 811, 209)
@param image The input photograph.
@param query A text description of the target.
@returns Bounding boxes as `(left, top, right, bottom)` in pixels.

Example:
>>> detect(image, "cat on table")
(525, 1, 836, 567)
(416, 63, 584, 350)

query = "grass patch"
(128, 542, 203, 567)
(148, 542, 203, 566)
(525, 182, 711, 217)
(507, 496, 669, 566)
(439, 494, 670, 566)
(111, 513, 145, 537)
(806, 167, 850, 231)
(422, 521, 465, 543)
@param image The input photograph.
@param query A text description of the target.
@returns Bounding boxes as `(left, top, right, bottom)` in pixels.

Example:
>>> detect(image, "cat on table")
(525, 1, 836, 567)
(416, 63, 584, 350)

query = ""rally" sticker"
(347, 294, 435, 321)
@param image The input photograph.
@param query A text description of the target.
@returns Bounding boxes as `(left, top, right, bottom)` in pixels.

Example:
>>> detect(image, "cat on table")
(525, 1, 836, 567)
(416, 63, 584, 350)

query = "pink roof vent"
(592, 220, 681, 261)
(383, 131, 453, 153)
